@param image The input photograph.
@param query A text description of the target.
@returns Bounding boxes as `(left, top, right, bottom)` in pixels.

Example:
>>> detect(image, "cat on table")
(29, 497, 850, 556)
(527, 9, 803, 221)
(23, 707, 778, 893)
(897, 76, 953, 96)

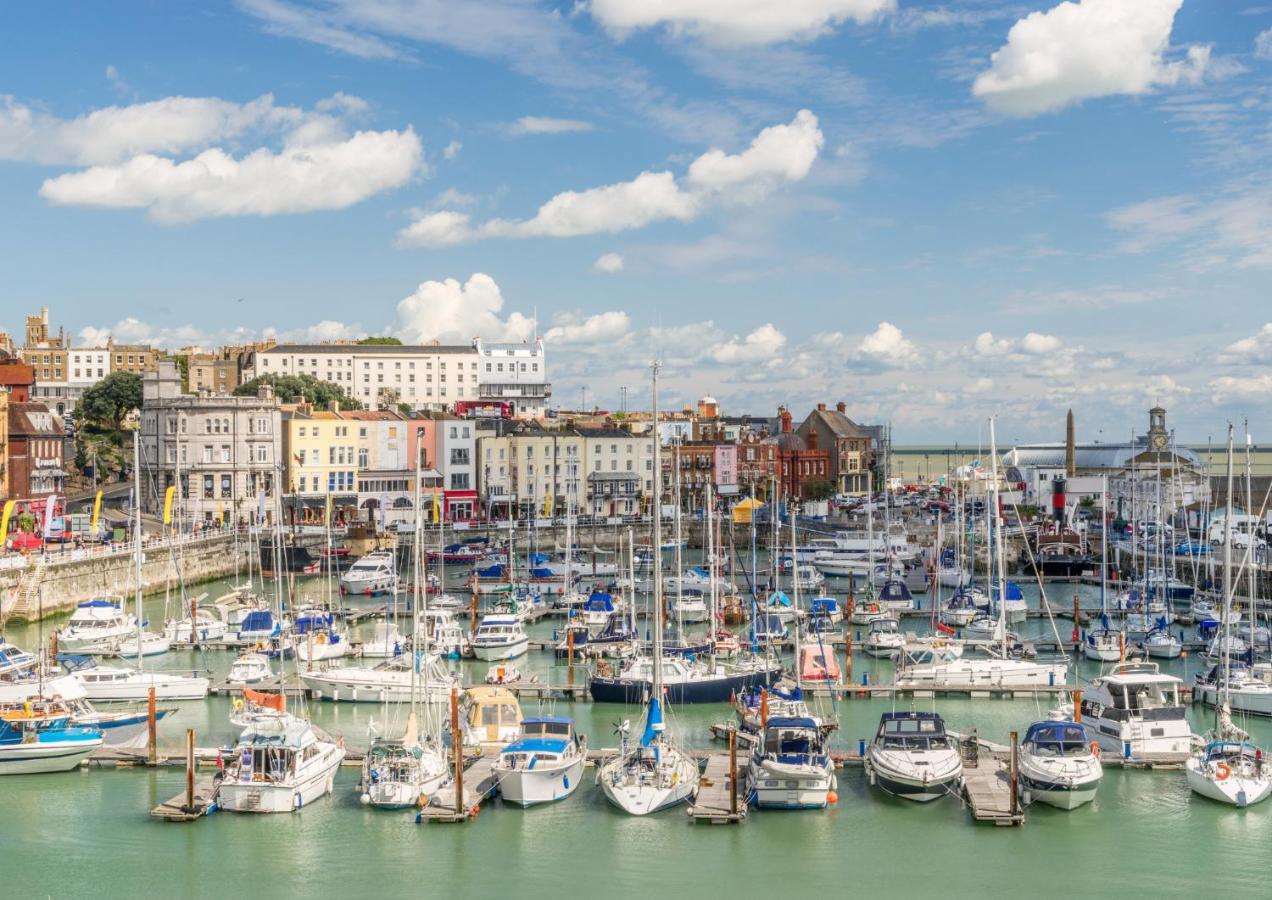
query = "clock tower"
(1147, 406, 1169, 452)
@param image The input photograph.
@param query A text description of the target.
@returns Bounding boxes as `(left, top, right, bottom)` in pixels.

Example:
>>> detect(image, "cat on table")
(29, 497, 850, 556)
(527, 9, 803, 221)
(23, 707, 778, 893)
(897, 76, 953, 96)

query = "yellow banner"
(543, 485, 552, 517)
(325, 493, 333, 524)
(0, 500, 15, 545)
(163, 486, 176, 525)
(90, 490, 103, 532)
(432, 490, 441, 524)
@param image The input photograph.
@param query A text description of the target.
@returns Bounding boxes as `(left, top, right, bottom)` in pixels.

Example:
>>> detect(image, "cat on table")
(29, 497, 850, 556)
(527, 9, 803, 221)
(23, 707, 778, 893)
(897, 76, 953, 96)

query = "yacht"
(163, 607, 228, 645)
(293, 608, 351, 663)
(471, 615, 529, 661)
(992, 581, 1028, 623)
(1193, 663, 1272, 717)
(863, 617, 906, 658)
(0, 713, 103, 774)
(1142, 626, 1182, 660)
(339, 550, 397, 596)
(864, 711, 963, 803)
(589, 654, 781, 705)
(1186, 736, 1272, 807)
(1079, 662, 1194, 762)
(598, 711, 698, 816)
(496, 716, 588, 807)
(1017, 719, 1103, 810)
(1083, 623, 1123, 662)
(359, 712, 449, 809)
(746, 714, 837, 809)
(301, 654, 460, 703)
(57, 598, 136, 654)
(458, 685, 523, 754)
(939, 589, 978, 628)
(763, 591, 800, 624)
(74, 662, 210, 701)
(360, 621, 405, 658)
(113, 630, 172, 659)
(219, 705, 345, 813)
(226, 652, 273, 686)
(877, 580, 915, 614)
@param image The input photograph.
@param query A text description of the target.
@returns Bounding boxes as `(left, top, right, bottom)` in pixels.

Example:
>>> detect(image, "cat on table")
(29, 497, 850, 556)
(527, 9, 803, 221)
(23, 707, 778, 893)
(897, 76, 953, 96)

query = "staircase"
(3, 556, 46, 624)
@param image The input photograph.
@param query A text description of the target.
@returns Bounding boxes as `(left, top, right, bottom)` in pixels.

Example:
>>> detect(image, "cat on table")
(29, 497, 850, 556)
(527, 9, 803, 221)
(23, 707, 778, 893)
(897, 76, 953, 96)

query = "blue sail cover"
(476, 563, 507, 578)
(641, 697, 663, 748)
(583, 592, 615, 613)
(528, 552, 551, 564)
(991, 581, 1023, 601)
(768, 591, 793, 607)
(241, 610, 275, 632)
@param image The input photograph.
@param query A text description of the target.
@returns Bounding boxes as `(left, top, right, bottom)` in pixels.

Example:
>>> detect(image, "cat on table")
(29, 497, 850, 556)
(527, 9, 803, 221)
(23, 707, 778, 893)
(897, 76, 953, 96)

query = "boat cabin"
(761, 716, 824, 761)
(1023, 721, 1093, 758)
(798, 645, 842, 684)
(875, 712, 952, 751)
(462, 685, 523, 748)
(230, 716, 319, 784)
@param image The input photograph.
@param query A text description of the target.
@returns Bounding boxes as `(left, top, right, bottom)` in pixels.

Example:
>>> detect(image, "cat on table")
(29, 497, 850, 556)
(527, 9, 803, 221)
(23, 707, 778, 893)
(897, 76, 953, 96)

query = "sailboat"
(598, 361, 700, 816)
(1084, 477, 1122, 661)
(1186, 425, 1272, 808)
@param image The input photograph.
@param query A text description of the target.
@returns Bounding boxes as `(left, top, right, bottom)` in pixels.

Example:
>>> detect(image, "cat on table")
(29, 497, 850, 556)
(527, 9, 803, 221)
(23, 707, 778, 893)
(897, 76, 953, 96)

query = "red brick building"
(736, 432, 778, 498)
(7, 400, 65, 500)
(774, 407, 831, 500)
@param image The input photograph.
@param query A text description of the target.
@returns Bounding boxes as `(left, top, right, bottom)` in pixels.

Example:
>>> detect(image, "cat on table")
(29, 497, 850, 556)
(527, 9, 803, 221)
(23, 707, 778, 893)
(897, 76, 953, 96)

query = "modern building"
(473, 338, 550, 418)
(139, 361, 282, 525)
(796, 402, 875, 496)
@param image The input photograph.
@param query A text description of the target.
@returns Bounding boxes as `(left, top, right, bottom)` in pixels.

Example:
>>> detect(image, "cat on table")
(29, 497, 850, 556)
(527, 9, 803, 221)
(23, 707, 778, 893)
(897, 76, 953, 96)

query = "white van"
(1208, 514, 1265, 548)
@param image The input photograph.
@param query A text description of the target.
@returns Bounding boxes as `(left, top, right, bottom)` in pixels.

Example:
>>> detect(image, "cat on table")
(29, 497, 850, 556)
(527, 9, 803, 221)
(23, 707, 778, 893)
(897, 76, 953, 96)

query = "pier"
(416, 756, 501, 823)
(688, 741, 748, 824)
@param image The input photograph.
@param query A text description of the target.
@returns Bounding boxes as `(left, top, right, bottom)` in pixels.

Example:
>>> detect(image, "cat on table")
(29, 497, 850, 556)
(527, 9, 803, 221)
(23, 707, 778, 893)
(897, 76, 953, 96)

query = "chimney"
(328, 399, 340, 413)
(1065, 409, 1076, 478)
(779, 406, 793, 433)
(836, 401, 846, 413)
(817, 402, 827, 411)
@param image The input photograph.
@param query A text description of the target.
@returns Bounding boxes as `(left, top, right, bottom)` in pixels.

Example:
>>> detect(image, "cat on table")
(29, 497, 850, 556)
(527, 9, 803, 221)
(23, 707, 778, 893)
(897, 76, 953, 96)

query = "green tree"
(75, 372, 142, 433)
(357, 336, 403, 345)
(804, 479, 836, 501)
(235, 373, 363, 409)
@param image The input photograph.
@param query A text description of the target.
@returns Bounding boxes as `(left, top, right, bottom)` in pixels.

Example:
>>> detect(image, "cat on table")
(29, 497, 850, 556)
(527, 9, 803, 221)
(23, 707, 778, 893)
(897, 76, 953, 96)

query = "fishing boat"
(746, 714, 837, 809)
(864, 711, 963, 803)
(1017, 719, 1103, 810)
(56, 598, 136, 654)
(0, 713, 103, 774)
(863, 617, 905, 658)
(496, 716, 588, 807)
(471, 614, 529, 661)
(339, 550, 397, 596)
(219, 692, 345, 813)
(1080, 662, 1194, 762)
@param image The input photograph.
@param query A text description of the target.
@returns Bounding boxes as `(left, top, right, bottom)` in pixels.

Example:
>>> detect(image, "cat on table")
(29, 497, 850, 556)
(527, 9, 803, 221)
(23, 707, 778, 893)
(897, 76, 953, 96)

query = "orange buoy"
(827, 791, 839, 804)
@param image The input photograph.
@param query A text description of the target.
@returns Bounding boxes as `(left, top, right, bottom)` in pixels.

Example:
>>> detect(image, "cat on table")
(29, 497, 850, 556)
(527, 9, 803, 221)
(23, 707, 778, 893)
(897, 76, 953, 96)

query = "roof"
(263, 343, 472, 355)
(501, 737, 569, 755)
(1005, 442, 1204, 470)
(521, 715, 572, 725)
(803, 407, 871, 439)
(8, 401, 64, 437)
(766, 716, 819, 729)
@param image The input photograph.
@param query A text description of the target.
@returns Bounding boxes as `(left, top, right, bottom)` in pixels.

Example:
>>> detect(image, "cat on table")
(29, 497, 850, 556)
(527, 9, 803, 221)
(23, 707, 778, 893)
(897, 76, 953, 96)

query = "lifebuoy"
(1215, 763, 1232, 781)
(316, 632, 328, 645)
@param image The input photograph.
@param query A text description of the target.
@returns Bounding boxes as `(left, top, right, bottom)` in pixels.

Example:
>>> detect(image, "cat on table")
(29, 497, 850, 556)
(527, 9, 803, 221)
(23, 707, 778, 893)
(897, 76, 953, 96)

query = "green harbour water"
(4, 569, 1271, 899)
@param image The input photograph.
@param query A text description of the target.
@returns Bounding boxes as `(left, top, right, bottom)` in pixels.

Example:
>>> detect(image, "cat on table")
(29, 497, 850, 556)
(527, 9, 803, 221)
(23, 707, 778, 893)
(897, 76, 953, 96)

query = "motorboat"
(0, 712, 103, 774)
(864, 711, 962, 802)
(808, 596, 843, 629)
(895, 653, 1067, 691)
(422, 610, 466, 659)
(496, 716, 588, 807)
(56, 598, 136, 654)
(458, 685, 523, 754)
(1018, 719, 1103, 810)
(580, 591, 621, 630)
(671, 590, 709, 625)
(113, 630, 172, 659)
(863, 617, 905, 658)
(360, 621, 405, 658)
(71, 660, 210, 701)
(471, 615, 529, 661)
(219, 697, 345, 813)
(1079, 662, 1194, 762)
(163, 607, 229, 645)
(301, 654, 460, 703)
(784, 564, 825, 593)
(339, 550, 397, 596)
(227, 652, 273, 686)
(0, 638, 38, 680)
(747, 715, 837, 809)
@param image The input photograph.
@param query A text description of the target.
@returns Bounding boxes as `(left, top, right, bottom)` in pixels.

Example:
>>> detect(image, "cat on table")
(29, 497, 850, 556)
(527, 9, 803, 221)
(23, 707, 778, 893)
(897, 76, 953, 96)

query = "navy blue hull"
(589, 667, 780, 705)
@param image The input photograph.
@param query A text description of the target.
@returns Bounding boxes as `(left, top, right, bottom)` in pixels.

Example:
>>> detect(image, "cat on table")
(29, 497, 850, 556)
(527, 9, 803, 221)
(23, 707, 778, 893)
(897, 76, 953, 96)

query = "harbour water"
(4, 568, 1271, 898)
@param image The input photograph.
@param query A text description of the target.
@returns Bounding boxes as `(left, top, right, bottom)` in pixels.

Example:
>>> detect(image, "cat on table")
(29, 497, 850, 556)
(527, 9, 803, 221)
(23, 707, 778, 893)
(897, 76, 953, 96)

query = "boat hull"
(748, 760, 836, 809)
(0, 737, 103, 774)
(1019, 770, 1101, 810)
(1185, 761, 1272, 807)
(472, 638, 529, 662)
(498, 756, 586, 806)
(219, 747, 344, 813)
(589, 667, 778, 705)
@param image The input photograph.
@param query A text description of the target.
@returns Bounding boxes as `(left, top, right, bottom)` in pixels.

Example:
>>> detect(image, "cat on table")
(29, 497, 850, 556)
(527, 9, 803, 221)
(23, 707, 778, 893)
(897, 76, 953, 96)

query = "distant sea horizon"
(891, 444, 1272, 477)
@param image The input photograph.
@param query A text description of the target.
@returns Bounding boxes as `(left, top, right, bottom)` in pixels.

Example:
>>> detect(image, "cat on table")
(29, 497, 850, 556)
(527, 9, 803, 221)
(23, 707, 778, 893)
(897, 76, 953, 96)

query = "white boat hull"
(78, 672, 211, 702)
(472, 638, 529, 662)
(748, 759, 836, 809)
(1185, 760, 1272, 807)
(0, 737, 104, 774)
(301, 672, 457, 704)
(219, 746, 344, 813)
(498, 755, 586, 806)
(599, 750, 698, 815)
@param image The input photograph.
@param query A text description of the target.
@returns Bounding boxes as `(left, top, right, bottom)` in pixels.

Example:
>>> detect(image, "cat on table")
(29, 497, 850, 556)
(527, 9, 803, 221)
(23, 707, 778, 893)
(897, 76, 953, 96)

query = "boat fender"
(232, 698, 244, 713)
(360, 792, 371, 805)
(1089, 741, 1100, 758)
(1215, 763, 1232, 781)
(316, 632, 328, 645)
(294, 792, 303, 809)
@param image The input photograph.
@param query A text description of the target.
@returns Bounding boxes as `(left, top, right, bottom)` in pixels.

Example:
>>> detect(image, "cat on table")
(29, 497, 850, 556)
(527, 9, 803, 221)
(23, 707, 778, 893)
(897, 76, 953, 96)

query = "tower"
(1065, 409, 1075, 478)
(1147, 406, 1168, 452)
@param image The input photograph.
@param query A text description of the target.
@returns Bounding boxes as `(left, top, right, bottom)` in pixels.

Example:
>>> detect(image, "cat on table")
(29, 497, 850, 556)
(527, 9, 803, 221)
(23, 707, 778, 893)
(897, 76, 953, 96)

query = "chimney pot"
(836, 401, 846, 413)
(817, 402, 826, 411)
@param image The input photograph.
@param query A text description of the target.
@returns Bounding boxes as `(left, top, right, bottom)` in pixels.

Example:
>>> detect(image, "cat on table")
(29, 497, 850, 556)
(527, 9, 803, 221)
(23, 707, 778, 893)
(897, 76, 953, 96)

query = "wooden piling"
(1009, 730, 1019, 819)
(760, 688, 768, 731)
(147, 688, 157, 765)
(451, 686, 463, 816)
(729, 728, 738, 817)
(567, 627, 575, 686)
(185, 729, 196, 810)
(470, 591, 479, 637)
(844, 624, 853, 680)
(1073, 688, 1083, 723)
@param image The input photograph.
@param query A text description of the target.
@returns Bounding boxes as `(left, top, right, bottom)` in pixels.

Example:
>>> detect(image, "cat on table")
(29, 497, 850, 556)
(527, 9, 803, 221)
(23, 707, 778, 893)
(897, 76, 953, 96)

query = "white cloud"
(593, 252, 624, 273)
(1257, 28, 1272, 60)
(1223, 323, 1272, 363)
(1106, 189, 1272, 269)
(544, 311, 632, 344)
(1021, 332, 1061, 354)
(508, 116, 593, 135)
(399, 110, 822, 247)
(394, 272, 535, 343)
(589, 0, 896, 46)
(1209, 374, 1272, 401)
(285, 319, 366, 342)
(972, 0, 1209, 116)
(442, 140, 462, 160)
(973, 331, 1012, 357)
(0, 93, 310, 165)
(857, 321, 916, 364)
(40, 127, 423, 223)
(709, 323, 787, 363)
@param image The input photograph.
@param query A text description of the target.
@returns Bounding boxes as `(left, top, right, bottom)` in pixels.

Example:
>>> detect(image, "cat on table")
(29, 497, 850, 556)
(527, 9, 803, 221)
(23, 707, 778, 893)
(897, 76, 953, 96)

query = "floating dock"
(151, 773, 223, 822)
(688, 750, 748, 824)
(415, 755, 500, 823)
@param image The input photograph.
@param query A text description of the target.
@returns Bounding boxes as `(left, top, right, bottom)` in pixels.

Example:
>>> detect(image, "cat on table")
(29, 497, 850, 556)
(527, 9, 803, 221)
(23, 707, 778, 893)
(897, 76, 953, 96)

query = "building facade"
(7, 400, 66, 500)
(108, 340, 160, 376)
(140, 361, 282, 524)
(473, 339, 550, 418)
(773, 407, 831, 501)
(797, 402, 875, 495)
(579, 425, 655, 517)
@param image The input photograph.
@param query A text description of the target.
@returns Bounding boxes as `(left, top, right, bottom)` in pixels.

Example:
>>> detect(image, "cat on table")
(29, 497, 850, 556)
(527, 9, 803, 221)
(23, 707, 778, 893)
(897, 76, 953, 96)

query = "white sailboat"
(598, 361, 699, 815)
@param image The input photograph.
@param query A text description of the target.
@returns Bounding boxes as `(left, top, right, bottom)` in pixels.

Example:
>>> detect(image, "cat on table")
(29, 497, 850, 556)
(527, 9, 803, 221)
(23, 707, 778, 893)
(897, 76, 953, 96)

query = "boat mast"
(1244, 421, 1256, 656)
(790, 503, 801, 691)
(706, 481, 717, 664)
(412, 440, 423, 729)
(1221, 424, 1234, 722)
(650, 361, 664, 708)
(1100, 476, 1108, 618)
(988, 417, 1007, 659)
(133, 432, 144, 673)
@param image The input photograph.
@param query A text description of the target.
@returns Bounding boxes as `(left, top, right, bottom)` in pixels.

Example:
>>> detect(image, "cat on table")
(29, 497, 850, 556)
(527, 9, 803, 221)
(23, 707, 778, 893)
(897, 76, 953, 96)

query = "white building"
(474, 339, 550, 418)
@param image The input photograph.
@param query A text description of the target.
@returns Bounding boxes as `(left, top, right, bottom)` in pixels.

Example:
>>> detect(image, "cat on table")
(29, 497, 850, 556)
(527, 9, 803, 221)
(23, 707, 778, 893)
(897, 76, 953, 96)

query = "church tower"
(1147, 406, 1168, 452)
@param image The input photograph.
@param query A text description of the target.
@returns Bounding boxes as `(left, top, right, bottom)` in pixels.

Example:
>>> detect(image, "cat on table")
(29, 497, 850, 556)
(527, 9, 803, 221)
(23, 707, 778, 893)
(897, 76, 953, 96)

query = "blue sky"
(2, 1, 1271, 444)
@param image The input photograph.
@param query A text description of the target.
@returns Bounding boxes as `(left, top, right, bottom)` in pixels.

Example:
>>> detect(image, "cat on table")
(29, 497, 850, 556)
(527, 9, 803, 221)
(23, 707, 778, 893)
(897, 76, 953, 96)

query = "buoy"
(827, 790, 839, 804)
(360, 793, 371, 805)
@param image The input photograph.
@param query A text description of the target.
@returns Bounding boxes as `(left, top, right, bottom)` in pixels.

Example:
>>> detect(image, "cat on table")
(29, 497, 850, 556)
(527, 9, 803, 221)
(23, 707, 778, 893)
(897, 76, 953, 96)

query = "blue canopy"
(767, 591, 793, 608)
(528, 552, 551, 564)
(583, 593, 615, 612)
(528, 567, 556, 579)
(476, 563, 507, 578)
(991, 581, 1023, 601)
(501, 737, 569, 755)
(1024, 721, 1089, 744)
(766, 716, 818, 730)
(78, 599, 121, 609)
(240, 610, 275, 632)
(811, 597, 840, 615)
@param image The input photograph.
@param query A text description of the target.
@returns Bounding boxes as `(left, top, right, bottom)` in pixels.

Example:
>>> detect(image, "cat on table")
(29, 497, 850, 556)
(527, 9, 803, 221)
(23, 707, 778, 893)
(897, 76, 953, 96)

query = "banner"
(543, 484, 552, 517)
(163, 486, 177, 525)
(42, 495, 57, 537)
(90, 490, 103, 533)
(432, 490, 441, 524)
(256, 490, 267, 522)
(0, 500, 15, 545)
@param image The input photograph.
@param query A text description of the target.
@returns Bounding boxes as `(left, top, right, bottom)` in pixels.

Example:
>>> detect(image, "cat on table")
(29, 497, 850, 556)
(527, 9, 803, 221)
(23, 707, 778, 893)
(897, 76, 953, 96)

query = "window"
(221, 475, 233, 498)
(201, 446, 213, 464)
(299, 426, 307, 438)
(450, 473, 470, 490)
(298, 449, 306, 465)
(358, 448, 369, 468)
(203, 475, 214, 499)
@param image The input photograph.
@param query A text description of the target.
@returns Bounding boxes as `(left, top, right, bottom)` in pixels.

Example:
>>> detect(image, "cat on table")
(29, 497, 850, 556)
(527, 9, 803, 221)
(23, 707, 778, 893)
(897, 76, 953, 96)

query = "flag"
(42, 495, 57, 537)
(544, 484, 552, 517)
(0, 500, 15, 545)
(256, 490, 266, 522)
(325, 492, 333, 525)
(432, 490, 441, 524)
(163, 486, 177, 525)
(90, 490, 103, 533)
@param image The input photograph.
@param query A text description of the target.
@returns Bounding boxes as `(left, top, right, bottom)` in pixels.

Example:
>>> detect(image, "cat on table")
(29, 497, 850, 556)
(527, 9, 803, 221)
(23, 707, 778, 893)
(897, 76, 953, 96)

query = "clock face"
(1152, 433, 1167, 450)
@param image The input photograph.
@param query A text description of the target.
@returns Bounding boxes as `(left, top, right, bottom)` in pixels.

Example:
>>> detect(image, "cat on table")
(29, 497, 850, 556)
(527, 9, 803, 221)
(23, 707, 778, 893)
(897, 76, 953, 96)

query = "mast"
(1100, 476, 1108, 617)
(1245, 422, 1255, 652)
(650, 361, 664, 705)
(412, 440, 423, 728)
(1222, 424, 1235, 716)
(988, 417, 1007, 659)
(133, 432, 144, 673)
(706, 481, 717, 664)
(790, 503, 801, 690)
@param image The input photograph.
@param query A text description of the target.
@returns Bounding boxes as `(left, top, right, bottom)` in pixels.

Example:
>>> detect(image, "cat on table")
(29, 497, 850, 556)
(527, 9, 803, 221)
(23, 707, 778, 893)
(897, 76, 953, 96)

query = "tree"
(357, 336, 402, 345)
(803, 479, 836, 501)
(75, 372, 142, 433)
(235, 373, 363, 409)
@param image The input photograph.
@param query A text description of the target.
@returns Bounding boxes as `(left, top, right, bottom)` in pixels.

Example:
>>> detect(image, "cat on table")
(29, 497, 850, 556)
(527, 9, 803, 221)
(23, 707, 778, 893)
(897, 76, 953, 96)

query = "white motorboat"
(1080, 662, 1195, 762)
(227, 652, 273, 686)
(496, 715, 588, 807)
(57, 598, 136, 654)
(864, 711, 962, 803)
(219, 706, 345, 813)
(0, 715, 103, 774)
(1018, 719, 1103, 810)
(300, 655, 460, 703)
(471, 615, 529, 661)
(746, 714, 837, 809)
(73, 662, 210, 702)
(339, 550, 397, 596)
(113, 630, 172, 659)
(863, 617, 906, 658)
(360, 621, 405, 658)
(423, 609, 466, 659)
(672, 592, 709, 625)
(163, 607, 228, 644)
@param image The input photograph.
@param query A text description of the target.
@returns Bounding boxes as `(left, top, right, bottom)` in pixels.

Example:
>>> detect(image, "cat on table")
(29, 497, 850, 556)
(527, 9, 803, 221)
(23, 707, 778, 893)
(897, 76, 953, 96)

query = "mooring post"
(1009, 729, 1019, 819)
(148, 687, 157, 765)
(186, 728, 196, 810)
(451, 686, 464, 817)
(729, 728, 738, 818)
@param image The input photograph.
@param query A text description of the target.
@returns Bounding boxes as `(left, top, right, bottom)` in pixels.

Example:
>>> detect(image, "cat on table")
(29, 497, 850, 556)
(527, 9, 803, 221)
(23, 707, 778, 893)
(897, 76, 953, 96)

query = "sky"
(2, 0, 1271, 446)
